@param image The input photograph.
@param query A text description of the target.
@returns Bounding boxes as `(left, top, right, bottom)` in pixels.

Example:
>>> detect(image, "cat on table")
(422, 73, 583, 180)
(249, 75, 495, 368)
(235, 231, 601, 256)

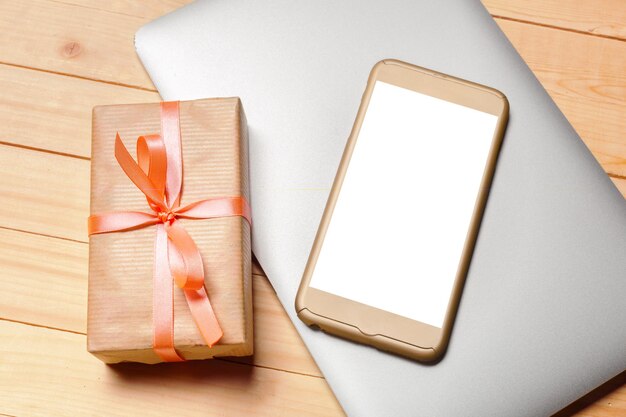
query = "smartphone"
(295, 59, 509, 361)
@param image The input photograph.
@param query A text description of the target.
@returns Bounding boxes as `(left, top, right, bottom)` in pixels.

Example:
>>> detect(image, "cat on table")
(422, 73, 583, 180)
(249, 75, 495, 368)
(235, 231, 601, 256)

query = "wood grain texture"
(0, 227, 321, 377)
(0, 228, 87, 333)
(0, 0, 624, 415)
(554, 372, 626, 417)
(0, 141, 321, 373)
(55, 0, 190, 20)
(1, 1, 624, 181)
(0, 145, 89, 241)
(0, 124, 620, 413)
(0, 63, 158, 157)
(484, 0, 626, 40)
(494, 18, 626, 178)
(0, 320, 341, 417)
(611, 177, 626, 197)
(0, 0, 153, 89)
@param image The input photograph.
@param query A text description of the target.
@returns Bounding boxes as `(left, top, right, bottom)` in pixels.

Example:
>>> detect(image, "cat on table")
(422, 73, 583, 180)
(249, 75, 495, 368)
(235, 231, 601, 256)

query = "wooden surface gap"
(609, 173, 626, 180)
(0, 316, 319, 381)
(0, 316, 303, 377)
(0, 140, 91, 161)
(0, 317, 85, 336)
(218, 358, 324, 379)
(493, 15, 626, 43)
(0, 61, 158, 94)
(0, 319, 342, 417)
(0, 1, 624, 415)
(45, 0, 153, 20)
(0, 225, 88, 245)
(0, 224, 324, 377)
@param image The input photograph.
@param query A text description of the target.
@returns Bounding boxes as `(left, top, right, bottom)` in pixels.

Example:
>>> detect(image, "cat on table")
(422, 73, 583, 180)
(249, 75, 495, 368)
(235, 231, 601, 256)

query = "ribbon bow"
(88, 101, 251, 362)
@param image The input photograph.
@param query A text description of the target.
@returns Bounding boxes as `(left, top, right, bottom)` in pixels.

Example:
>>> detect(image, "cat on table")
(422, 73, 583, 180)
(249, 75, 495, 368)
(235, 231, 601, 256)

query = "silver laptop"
(135, 1, 626, 415)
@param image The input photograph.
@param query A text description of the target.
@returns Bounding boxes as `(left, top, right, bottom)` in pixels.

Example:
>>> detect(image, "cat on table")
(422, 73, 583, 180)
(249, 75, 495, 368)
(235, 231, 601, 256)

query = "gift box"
(88, 98, 252, 364)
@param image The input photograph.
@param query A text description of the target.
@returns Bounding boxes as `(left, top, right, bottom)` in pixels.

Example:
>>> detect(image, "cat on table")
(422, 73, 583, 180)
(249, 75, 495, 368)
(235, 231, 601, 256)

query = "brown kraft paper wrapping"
(88, 98, 252, 364)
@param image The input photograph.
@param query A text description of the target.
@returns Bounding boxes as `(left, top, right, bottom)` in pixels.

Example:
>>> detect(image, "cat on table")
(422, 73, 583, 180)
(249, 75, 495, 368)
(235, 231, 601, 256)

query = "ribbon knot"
(157, 210, 176, 224)
(88, 101, 251, 362)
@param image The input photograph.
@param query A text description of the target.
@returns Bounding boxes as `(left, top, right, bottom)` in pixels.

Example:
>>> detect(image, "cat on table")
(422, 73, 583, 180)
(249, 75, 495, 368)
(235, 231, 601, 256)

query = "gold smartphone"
(295, 59, 509, 361)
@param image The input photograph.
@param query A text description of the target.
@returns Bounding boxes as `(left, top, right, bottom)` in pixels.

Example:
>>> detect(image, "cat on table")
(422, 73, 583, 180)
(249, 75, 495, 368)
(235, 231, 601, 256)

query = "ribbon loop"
(114, 134, 167, 211)
(137, 134, 167, 208)
(88, 101, 251, 362)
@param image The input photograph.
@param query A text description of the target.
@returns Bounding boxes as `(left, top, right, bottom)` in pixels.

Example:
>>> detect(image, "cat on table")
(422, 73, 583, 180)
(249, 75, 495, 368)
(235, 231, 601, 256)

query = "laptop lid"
(136, 1, 626, 415)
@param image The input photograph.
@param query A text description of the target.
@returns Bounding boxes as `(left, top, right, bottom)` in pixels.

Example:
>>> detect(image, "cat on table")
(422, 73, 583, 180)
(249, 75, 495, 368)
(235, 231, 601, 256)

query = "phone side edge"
(430, 90, 510, 357)
(294, 60, 386, 319)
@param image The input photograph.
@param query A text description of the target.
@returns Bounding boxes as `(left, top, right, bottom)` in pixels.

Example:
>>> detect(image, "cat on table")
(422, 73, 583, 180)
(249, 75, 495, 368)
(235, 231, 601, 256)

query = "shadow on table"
(553, 371, 625, 417)
(107, 357, 255, 385)
(105, 355, 622, 415)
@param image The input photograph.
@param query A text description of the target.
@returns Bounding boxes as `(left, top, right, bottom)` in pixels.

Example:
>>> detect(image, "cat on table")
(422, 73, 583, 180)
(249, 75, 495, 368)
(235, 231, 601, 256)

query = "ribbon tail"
(184, 287, 224, 347)
(153, 224, 185, 362)
(166, 221, 224, 347)
(165, 221, 205, 290)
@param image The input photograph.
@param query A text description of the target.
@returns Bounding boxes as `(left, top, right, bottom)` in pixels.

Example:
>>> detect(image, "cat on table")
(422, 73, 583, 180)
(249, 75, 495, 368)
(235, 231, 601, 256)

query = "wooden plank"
(548, 92, 626, 178)
(1, 2, 624, 179)
(252, 255, 267, 276)
(555, 372, 626, 417)
(0, 1, 154, 89)
(0, 145, 89, 241)
(56, 0, 190, 20)
(0, 247, 623, 417)
(0, 228, 87, 333)
(0, 1, 623, 416)
(579, 388, 626, 417)
(495, 18, 626, 178)
(0, 130, 622, 412)
(1, 136, 621, 414)
(37, 0, 626, 44)
(0, 142, 320, 375)
(0, 227, 322, 377)
(0, 63, 158, 158)
(483, 0, 626, 41)
(243, 272, 320, 376)
(0, 320, 342, 417)
(2, 24, 624, 243)
(610, 177, 626, 198)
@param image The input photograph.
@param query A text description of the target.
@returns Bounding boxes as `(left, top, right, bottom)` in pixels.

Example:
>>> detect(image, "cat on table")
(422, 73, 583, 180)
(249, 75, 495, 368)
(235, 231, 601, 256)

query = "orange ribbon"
(88, 101, 251, 362)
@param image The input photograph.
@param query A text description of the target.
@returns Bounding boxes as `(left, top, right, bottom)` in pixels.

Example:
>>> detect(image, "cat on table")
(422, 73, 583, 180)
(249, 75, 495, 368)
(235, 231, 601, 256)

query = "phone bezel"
(295, 59, 509, 361)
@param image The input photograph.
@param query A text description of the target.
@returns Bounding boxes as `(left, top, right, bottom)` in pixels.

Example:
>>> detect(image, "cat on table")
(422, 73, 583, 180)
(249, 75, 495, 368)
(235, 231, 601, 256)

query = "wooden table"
(0, 1, 624, 415)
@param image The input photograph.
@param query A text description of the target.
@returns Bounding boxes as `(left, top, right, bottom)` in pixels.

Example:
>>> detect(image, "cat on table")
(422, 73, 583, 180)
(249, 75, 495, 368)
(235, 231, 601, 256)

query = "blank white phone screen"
(309, 81, 499, 328)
